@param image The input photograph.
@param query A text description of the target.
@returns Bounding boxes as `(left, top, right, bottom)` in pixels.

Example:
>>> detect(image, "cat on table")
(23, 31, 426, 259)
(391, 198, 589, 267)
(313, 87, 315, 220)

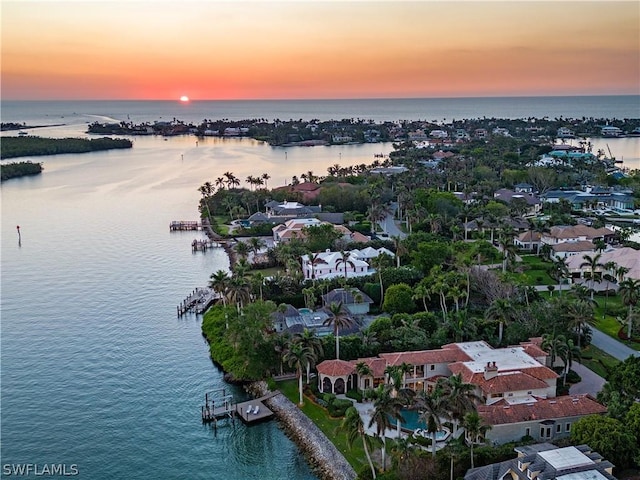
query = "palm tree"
(567, 300, 595, 349)
(368, 385, 405, 472)
(602, 261, 617, 318)
(340, 407, 377, 479)
(273, 333, 291, 376)
(412, 281, 431, 312)
(323, 301, 354, 360)
(226, 274, 251, 311)
(619, 278, 640, 339)
(198, 182, 213, 219)
(530, 219, 550, 256)
(497, 227, 516, 273)
(234, 241, 250, 260)
(335, 251, 356, 282)
(250, 272, 265, 301)
(306, 252, 328, 281)
(355, 361, 374, 395)
(248, 237, 266, 260)
(209, 270, 230, 306)
(391, 236, 407, 268)
(416, 390, 446, 457)
(369, 252, 393, 307)
(558, 337, 581, 382)
(261, 172, 271, 189)
(541, 331, 564, 369)
(436, 374, 481, 435)
(484, 298, 516, 344)
(296, 329, 324, 384)
(462, 411, 491, 469)
(550, 256, 569, 296)
(580, 253, 604, 301)
(283, 341, 315, 406)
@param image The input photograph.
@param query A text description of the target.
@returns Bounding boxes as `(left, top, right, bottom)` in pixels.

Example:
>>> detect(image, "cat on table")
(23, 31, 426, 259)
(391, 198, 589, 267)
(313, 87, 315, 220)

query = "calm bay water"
(1, 97, 639, 479)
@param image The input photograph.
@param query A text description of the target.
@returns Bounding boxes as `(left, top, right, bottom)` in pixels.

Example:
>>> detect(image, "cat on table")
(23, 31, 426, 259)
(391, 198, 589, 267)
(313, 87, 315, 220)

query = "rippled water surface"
(0, 134, 348, 478)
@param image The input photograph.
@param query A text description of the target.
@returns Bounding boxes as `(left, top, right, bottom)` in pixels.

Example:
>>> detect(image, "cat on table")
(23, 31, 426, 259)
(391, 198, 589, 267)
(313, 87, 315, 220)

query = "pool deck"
(351, 400, 452, 450)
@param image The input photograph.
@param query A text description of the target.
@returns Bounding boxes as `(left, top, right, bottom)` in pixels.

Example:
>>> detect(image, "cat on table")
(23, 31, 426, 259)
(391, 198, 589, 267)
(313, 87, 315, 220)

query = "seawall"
(248, 381, 357, 480)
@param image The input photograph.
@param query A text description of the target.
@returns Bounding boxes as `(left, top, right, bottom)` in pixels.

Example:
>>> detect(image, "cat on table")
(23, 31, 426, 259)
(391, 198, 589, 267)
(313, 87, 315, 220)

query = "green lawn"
(277, 379, 370, 471)
(248, 266, 282, 277)
(580, 345, 621, 379)
(516, 255, 556, 286)
(592, 296, 640, 351)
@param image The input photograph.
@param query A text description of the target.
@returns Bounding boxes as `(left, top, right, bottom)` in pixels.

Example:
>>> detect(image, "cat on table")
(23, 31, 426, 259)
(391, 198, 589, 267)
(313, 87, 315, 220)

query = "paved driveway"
(568, 363, 606, 396)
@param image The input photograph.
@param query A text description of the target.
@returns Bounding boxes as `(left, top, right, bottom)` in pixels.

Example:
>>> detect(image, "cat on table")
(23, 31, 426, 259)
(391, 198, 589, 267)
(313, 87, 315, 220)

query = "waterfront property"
(315, 339, 607, 445)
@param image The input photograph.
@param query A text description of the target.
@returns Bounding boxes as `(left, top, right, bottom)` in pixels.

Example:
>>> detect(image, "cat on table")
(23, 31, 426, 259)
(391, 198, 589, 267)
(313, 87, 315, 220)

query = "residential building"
(272, 218, 324, 243)
(493, 188, 542, 215)
(541, 225, 615, 247)
(321, 288, 374, 316)
(550, 241, 597, 260)
(465, 443, 615, 480)
(514, 231, 542, 252)
(565, 246, 640, 281)
(315, 340, 607, 444)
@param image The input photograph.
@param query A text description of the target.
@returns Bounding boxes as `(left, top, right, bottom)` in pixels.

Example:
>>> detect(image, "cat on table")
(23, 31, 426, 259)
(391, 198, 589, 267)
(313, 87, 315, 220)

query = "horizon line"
(3, 93, 640, 103)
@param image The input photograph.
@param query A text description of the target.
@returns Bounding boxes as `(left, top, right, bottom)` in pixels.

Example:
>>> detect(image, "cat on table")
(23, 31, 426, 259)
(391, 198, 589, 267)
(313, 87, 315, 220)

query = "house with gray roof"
(321, 288, 373, 316)
(465, 443, 615, 480)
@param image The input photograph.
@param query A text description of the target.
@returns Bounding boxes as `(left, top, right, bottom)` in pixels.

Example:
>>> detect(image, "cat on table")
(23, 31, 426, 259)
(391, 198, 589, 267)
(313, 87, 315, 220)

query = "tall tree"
(619, 278, 640, 339)
(323, 301, 354, 360)
(368, 385, 405, 472)
(416, 390, 447, 457)
(209, 270, 230, 306)
(295, 329, 324, 384)
(283, 340, 315, 406)
(436, 374, 481, 435)
(580, 253, 604, 301)
(339, 407, 377, 479)
(335, 250, 356, 282)
(369, 252, 394, 307)
(462, 411, 492, 469)
(484, 298, 516, 344)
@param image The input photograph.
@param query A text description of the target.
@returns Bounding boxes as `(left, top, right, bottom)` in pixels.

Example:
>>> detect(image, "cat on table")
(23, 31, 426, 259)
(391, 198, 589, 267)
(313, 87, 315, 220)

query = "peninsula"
(192, 124, 640, 479)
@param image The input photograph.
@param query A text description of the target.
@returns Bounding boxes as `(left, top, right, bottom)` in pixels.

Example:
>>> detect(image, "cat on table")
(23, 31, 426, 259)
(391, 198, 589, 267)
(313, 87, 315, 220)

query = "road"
(378, 202, 407, 239)
(589, 327, 640, 361)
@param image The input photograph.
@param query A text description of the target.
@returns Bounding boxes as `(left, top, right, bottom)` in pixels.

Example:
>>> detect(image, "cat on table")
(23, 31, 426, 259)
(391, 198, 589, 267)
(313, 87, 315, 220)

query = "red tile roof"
(379, 345, 470, 367)
(352, 357, 387, 378)
(317, 359, 355, 376)
(478, 395, 607, 425)
(448, 363, 552, 395)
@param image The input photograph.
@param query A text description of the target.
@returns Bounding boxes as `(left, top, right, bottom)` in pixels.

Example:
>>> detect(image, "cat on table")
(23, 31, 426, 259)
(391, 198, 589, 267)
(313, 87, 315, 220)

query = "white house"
(301, 250, 370, 281)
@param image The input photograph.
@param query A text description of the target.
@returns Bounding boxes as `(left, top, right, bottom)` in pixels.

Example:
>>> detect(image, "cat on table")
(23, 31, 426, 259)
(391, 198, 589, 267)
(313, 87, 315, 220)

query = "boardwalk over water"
(170, 220, 201, 231)
(177, 287, 220, 316)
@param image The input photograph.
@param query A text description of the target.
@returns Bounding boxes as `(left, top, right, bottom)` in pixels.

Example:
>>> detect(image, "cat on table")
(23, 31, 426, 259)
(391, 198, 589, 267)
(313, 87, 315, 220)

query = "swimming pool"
(389, 410, 451, 441)
(298, 308, 313, 314)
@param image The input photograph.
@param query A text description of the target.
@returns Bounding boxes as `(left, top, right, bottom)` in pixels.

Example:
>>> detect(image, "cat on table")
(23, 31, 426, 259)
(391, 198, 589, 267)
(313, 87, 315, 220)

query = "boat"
(18, 131, 28, 136)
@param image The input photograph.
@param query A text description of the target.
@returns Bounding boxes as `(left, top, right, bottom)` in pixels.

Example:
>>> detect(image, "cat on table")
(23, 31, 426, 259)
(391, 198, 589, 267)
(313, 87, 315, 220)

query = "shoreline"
(247, 381, 357, 480)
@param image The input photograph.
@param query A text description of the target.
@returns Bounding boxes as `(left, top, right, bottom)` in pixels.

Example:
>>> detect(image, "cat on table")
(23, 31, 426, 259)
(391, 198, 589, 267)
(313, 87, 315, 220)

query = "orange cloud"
(1, 1, 638, 100)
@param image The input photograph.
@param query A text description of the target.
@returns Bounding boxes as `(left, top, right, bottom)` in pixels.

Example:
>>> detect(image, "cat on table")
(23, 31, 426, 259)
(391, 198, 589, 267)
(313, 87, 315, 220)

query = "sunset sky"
(1, 0, 639, 100)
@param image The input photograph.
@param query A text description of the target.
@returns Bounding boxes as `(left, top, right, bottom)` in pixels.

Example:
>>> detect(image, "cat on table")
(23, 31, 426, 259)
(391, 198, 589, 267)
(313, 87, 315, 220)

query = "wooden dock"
(170, 220, 202, 231)
(177, 287, 219, 316)
(191, 239, 220, 252)
(234, 392, 278, 424)
(201, 390, 277, 425)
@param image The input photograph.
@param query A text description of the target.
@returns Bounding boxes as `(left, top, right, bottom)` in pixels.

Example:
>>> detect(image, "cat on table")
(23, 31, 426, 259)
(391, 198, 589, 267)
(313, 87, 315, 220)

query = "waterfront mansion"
(316, 339, 606, 445)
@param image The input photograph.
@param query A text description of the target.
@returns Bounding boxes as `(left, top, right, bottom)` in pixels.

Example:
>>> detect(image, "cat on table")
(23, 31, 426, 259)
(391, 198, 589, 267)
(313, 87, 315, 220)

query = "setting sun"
(180, 96, 189, 102)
